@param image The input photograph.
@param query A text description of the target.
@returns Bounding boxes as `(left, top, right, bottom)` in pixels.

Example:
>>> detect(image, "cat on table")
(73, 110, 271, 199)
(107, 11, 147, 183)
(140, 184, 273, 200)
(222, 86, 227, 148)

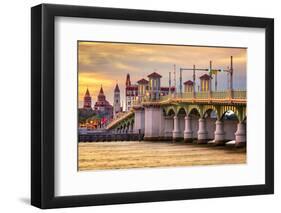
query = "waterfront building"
(125, 72, 175, 109)
(125, 74, 138, 111)
(93, 86, 113, 125)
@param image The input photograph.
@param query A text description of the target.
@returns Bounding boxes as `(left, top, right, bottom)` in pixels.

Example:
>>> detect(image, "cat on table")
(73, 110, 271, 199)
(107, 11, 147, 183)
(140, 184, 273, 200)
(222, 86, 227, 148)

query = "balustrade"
(131, 90, 246, 106)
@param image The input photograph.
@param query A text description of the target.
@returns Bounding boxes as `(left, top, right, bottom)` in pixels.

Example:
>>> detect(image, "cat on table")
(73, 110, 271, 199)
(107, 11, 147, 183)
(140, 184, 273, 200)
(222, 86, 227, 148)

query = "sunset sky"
(78, 41, 247, 108)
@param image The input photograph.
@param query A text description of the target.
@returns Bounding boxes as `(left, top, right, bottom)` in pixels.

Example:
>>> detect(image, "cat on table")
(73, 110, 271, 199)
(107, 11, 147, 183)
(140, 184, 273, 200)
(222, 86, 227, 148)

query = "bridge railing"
(211, 91, 229, 99)
(195, 91, 209, 99)
(233, 90, 247, 99)
(133, 90, 246, 105)
(106, 111, 134, 129)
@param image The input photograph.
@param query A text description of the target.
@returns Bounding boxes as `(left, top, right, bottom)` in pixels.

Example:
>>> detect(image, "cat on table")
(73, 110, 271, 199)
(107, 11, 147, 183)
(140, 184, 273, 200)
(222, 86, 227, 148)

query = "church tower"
(113, 83, 121, 117)
(126, 73, 131, 86)
(83, 88, 92, 109)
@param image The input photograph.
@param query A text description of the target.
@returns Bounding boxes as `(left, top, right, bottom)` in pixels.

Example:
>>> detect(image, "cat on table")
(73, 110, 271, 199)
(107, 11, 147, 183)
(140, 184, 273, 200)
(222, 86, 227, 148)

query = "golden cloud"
(78, 41, 247, 107)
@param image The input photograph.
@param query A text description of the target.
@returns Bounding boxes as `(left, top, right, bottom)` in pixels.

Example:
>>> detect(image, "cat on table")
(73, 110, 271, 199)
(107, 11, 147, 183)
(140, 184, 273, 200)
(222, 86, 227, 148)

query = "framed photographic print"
(31, 4, 274, 209)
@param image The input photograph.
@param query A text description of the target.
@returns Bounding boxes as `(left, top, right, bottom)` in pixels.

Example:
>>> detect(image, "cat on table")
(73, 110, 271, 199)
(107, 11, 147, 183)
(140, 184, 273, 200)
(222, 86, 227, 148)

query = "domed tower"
(83, 88, 92, 109)
(113, 83, 121, 117)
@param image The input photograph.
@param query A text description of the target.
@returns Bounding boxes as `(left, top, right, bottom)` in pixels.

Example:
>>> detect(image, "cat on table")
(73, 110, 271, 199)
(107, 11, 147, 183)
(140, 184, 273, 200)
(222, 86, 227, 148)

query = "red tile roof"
(126, 85, 138, 91)
(199, 74, 211, 80)
(137, 78, 149, 84)
(160, 87, 175, 91)
(184, 80, 194, 85)
(147, 72, 162, 78)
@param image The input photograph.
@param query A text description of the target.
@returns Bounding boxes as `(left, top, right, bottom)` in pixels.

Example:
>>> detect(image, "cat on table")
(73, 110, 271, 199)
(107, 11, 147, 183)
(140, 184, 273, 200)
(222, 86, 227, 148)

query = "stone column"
(235, 121, 246, 147)
(158, 109, 165, 140)
(197, 118, 208, 144)
(214, 120, 225, 145)
(184, 116, 193, 142)
(133, 107, 145, 134)
(144, 106, 161, 141)
(173, 115, 181, 141)
(164, 116, 173, 140)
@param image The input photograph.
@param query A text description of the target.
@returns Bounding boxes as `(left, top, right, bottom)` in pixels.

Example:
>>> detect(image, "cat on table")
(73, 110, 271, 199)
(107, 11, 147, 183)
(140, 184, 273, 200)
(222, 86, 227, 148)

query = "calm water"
(78, 141, 246, 171)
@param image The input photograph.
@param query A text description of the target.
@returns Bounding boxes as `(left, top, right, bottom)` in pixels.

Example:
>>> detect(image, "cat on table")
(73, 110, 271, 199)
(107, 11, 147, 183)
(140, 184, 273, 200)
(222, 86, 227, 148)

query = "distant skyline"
(78, 41, 247, 108)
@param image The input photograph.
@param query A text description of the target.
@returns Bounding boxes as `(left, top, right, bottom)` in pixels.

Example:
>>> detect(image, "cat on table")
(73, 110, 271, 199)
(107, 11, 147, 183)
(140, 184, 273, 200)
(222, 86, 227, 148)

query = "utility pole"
(179, 67, 183, 96)
(173, 64, 176, 93)
(214, 64, 218, 91)
(229, 56, 233, 98)
(193, 65, 196, 97)
(209, 60, 212, 94)
(230, 56, 233, 91)
(193, 65, 196, 90)
(168, 71, 171, 95)
(180, 56, 234, 97)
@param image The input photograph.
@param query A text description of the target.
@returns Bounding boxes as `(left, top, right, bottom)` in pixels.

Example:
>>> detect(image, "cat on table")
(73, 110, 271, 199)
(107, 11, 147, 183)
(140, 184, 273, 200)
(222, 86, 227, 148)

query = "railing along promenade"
(79, 132, 144, 142)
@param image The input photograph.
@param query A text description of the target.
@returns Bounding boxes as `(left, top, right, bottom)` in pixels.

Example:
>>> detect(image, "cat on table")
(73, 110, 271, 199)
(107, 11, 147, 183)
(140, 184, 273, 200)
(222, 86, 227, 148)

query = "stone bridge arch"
(202, 105, 219, 119)
(176, 105, 188, 116)
(187, 105, 202, 117)
(218, 105, 246, 121)
(165, 106, 176, 116)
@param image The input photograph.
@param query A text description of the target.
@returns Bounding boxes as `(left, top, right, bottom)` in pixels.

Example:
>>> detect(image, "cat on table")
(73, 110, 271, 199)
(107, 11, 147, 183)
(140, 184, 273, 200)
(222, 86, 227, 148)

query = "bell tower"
(126, 73, 131, 86)
(113, 83, 121, 117)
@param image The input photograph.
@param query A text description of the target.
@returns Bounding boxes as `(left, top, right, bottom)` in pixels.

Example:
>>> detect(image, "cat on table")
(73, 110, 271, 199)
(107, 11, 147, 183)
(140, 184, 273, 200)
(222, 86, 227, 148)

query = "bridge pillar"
(184, 116, 193, 142)
(164, 116, 173, 140)
(235, 121, 246, 147)
(173, 115, 181, 141)
(197, 118, 208, 144)
(158, 109, 166, 140)
(214, 120, 225, 145)
(133, 107, 145, 134)
(144, 106, 161, 141)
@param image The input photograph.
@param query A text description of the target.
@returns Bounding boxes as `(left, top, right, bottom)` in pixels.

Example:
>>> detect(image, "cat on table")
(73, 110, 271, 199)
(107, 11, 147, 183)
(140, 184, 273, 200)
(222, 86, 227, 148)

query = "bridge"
(106, 90, 246, 147)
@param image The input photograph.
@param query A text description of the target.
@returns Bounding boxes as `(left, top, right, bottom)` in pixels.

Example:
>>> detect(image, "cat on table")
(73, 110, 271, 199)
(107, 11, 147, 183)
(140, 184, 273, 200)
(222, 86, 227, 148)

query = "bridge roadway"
(106, 91, 247, 147)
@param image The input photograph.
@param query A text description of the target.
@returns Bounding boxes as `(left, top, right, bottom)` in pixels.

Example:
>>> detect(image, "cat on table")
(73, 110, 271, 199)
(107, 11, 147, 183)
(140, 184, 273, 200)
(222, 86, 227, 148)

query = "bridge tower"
(199, 74, 211, 92)
(113, 83, 121, 117)
(147, 72, 162, 100)
(184, 80, 194, 92)
(137, 78, 149, 102)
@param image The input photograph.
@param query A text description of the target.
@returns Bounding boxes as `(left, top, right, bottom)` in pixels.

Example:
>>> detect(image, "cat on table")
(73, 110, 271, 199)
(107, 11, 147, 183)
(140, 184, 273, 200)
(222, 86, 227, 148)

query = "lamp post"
(179, 56, 234, 99)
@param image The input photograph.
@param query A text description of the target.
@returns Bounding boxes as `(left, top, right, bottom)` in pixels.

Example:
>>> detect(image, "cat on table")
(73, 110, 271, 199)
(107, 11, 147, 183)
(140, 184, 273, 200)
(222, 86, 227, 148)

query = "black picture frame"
(31, 3, 274, 209)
